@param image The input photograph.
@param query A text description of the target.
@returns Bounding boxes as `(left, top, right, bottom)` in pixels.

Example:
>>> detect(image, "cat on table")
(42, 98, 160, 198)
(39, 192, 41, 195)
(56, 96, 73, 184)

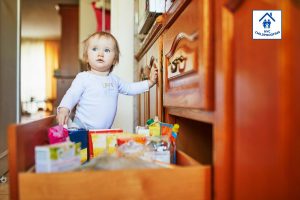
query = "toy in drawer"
(88, 129, 123, 158)
(163, 0, 214, 110)
(68, 128, 89, 163)
(19, 150, 211, 200)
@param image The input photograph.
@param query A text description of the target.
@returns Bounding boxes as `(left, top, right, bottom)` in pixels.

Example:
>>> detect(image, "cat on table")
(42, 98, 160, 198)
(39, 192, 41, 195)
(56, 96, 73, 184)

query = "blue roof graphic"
(259, 12, 275, 22)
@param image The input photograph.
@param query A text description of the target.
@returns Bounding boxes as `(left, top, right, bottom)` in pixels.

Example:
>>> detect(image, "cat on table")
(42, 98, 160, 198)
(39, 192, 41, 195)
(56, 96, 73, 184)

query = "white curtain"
(21, 39, 46, 112)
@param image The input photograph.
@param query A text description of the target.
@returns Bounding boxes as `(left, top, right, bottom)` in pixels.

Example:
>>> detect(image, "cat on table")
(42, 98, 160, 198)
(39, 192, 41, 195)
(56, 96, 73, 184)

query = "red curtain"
(92, 2, 111, 32)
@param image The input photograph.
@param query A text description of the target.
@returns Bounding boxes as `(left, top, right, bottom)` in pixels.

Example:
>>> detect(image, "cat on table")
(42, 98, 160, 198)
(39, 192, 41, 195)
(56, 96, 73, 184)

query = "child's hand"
(148, 65, 158, 88)
(56, 107, 70, 126)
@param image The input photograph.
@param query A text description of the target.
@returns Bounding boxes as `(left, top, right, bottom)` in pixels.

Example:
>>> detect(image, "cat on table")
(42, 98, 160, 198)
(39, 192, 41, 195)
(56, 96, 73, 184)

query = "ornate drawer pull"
(178, 56, 187, 73)
(166, 32, 198, 59)
(149, 56, 155, 69)
(141, 56, 158, 80)
(170, 55, 187, 73)
(140, 66, 149, 80)
(170, 63, 177, 73)
(146, 56, 157, 71)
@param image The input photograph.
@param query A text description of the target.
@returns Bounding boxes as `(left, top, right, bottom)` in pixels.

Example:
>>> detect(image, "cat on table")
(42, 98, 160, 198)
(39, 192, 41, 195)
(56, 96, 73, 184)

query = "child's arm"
(56, 107, 70, 126)
(56, 73, 85, 125)
(116, 65, 158, 95)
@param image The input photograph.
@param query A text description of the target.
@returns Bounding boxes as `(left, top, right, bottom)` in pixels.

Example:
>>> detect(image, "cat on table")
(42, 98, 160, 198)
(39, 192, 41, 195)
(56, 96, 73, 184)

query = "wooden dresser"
(135, 0, 300, 199)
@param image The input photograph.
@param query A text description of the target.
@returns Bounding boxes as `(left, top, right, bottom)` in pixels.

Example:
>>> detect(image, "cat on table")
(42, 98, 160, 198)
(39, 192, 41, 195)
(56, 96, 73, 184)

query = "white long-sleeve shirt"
(58, 71, 149, 129)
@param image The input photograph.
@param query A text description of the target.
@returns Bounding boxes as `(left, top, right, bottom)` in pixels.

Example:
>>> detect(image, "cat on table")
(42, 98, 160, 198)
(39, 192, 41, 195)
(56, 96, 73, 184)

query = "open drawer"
(19, 151, 210, 200)
(8, 116, 211, 200)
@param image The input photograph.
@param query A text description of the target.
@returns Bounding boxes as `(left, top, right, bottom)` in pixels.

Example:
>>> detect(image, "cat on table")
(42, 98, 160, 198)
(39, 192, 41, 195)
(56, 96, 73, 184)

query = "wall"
(79, 0, 135, 132)
(0, 0, 20, 175)
(110, 0, 134, 132)
(79, 0, 97, 59)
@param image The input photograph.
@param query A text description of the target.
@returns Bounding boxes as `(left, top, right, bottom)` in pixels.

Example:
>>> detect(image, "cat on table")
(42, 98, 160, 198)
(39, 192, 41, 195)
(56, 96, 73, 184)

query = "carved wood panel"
(163, 0, 214, 110)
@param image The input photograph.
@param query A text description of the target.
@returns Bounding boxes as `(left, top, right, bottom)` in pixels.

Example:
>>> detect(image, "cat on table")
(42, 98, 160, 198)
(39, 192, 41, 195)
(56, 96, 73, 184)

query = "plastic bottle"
(171, 124, 180, 164)
(172, 124, 180, 139)
(146, 117, 161, 136)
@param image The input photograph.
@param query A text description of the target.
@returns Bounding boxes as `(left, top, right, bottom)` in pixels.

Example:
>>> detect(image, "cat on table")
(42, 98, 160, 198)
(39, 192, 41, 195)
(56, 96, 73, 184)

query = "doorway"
(20, 0, 78, 121)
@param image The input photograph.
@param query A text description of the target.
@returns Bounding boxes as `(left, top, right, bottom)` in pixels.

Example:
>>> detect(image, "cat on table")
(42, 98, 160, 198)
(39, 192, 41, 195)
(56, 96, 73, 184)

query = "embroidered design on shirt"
(102, 82, 116, 96)
(102, 82, 114, 90)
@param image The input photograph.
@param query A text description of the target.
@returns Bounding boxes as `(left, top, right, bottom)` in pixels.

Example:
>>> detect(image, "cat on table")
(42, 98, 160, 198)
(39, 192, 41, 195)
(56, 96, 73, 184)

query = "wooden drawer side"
(8, 115, 55, 200)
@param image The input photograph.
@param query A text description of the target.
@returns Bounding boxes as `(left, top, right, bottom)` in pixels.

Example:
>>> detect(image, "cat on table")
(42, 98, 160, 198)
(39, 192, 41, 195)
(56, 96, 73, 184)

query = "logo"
(253, 10, 282, 39)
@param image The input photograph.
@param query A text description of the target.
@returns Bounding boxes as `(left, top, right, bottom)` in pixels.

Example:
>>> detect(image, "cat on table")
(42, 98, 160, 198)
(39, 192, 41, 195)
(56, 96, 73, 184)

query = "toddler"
(57, 31, 157, 129)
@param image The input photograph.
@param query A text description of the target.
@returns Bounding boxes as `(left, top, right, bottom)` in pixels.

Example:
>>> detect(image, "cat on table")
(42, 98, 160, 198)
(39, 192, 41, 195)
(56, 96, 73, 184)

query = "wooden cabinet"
(136, 0, 300, 199)
(214, 1, 300, 199)
(136, 16, 164, 123)
(163, 0, 214, 110)
(148, 39, 163, 120)
(136, 2, 214, 199)
(137, 55, 147, 125)
(55, 4, 79, 108)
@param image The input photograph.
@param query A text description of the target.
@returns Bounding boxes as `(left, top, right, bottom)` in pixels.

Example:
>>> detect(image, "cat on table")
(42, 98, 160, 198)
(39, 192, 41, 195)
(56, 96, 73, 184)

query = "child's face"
(87, 36, 116, 73)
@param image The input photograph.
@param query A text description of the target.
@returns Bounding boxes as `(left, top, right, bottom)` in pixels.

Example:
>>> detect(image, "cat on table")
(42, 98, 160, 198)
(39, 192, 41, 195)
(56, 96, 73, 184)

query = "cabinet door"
(163, 0, 214, 110)
(214, 0, 300, 199)
(147, 37, 163, 120)
(137, 55, 147, 125)
(138, 37, 163, 122)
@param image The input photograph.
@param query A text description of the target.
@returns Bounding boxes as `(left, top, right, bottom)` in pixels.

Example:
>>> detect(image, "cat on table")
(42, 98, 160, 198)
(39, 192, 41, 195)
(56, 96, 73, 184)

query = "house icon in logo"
(259, 12, 275, 29)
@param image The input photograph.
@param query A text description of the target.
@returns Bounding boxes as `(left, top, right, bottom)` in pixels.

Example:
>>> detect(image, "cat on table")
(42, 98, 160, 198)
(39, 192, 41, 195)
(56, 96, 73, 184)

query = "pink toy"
(48, 125, 69, 144)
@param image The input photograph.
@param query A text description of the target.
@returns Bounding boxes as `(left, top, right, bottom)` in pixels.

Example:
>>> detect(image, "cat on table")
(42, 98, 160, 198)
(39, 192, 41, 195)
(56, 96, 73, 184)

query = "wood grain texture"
(175, 117, 213, 165)
(278, 1, 300, 198)
(57, 4, 79, 76)
(55, 5, 79, 109)
(212, 3, 235, 199)
(216, 0, 300, 199)
(135, 16, 164, 61)
(147, 38, 163, 120)
(138, 36, 164, 123)
(138, 56, 147, 126)
(137, 0, 300, 199)
(224, 0, 244, 12)
(163, 0, 191, 29)
(7, 115, 55, 200)
(19, 165, 210, 200)
(163, 0, 214, 110)
(167, 107, 214, 123)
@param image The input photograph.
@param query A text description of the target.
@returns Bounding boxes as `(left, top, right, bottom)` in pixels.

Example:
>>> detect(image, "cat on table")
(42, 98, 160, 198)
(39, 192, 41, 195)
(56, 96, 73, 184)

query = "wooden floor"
(0, 173, 9, 200)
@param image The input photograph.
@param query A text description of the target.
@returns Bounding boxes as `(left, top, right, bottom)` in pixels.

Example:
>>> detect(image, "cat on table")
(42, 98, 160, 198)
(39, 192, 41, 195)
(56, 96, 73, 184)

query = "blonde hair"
(82, 31, 120, 73)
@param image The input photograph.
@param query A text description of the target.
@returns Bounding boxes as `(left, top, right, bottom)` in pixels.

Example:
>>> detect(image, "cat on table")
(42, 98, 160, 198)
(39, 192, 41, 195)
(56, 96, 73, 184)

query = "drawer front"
(147, 37, 163, 120)
(19, 151, 211, 200)
(138, 38, 163, 122)
(138, 55, 147, 125)
(163, 0, 214, 110)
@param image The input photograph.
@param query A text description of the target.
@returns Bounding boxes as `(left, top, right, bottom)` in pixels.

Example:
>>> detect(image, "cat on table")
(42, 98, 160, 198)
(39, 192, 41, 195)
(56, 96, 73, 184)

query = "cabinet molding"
(225, 0, 244, 12)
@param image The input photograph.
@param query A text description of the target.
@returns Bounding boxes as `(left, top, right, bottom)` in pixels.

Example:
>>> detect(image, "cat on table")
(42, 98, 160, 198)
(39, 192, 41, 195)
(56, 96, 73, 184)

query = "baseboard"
(0, 150, 8, 176)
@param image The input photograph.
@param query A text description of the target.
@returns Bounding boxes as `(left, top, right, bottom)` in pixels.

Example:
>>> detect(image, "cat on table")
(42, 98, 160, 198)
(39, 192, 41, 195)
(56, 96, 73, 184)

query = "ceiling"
(21, 0, 78, 39)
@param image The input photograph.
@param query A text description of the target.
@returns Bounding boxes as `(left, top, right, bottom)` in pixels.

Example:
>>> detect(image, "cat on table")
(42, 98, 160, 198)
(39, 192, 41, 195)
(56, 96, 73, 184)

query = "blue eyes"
(91, 47, 111, 53)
